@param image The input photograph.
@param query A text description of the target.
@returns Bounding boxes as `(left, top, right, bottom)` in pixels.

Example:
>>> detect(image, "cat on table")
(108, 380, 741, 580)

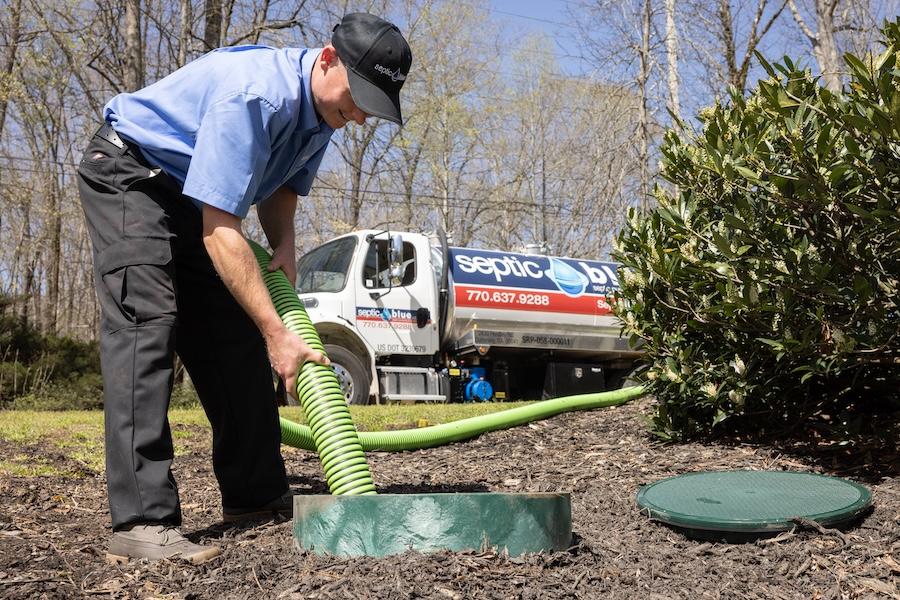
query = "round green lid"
(636, 470, 872, 535)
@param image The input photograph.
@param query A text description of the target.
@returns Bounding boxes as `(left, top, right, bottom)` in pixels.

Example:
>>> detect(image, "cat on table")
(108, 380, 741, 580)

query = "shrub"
(10, 373, 105, 411)
(170, 380, 202, 409)
(0, 311, 103, 408)
(614, 21, 900, 440)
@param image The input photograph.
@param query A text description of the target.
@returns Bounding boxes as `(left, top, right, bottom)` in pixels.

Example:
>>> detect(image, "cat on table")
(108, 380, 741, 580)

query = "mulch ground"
(0, 398, 897, 599)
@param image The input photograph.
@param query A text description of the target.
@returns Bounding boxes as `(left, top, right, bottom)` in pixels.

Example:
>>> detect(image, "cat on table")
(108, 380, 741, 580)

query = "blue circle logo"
(545, 258, 588, 296)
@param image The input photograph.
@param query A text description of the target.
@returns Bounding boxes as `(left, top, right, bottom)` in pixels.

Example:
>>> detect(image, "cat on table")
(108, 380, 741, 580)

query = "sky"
(487, 0, 587, 72)
(483, 0, 900, 121)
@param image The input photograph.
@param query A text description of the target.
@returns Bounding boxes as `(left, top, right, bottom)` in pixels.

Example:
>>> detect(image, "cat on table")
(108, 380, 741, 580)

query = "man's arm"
(202, 203, 327, 396)
(258, 185, 298, 286)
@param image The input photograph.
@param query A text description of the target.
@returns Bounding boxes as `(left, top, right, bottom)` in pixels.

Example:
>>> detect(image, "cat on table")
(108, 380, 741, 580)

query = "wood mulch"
(0, 398, 897, 599)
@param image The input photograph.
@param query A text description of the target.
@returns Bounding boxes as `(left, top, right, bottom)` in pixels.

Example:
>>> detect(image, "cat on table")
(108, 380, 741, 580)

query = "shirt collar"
(299, 48, 333, 135)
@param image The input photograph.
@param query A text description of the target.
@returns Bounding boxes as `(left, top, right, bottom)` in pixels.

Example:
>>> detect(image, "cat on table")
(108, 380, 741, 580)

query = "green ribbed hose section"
(250, 241, 376, 496)
(279, 385, 645, 452)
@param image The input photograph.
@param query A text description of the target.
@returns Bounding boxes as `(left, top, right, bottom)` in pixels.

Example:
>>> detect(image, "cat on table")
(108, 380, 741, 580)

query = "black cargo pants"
(76, 125, 288, 530)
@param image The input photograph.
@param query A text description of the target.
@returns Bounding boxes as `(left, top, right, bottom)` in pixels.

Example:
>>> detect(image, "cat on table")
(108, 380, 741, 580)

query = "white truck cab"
(296, 230, 641, 404)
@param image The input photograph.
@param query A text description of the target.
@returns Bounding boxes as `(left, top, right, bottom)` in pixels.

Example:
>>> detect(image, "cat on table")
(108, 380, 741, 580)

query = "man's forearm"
(202, 207, 284, 338)
(258, 186, 297, 251)
(201, 203, 328, 392)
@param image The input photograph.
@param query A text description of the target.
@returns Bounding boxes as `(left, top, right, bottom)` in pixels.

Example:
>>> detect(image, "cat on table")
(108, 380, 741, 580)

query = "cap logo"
(374, 63, 406, 82)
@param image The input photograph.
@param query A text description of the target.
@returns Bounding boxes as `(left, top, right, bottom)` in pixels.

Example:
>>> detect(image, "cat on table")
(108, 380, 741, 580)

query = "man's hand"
(265, 327, 330, 400)
(268, 243, 297, 287)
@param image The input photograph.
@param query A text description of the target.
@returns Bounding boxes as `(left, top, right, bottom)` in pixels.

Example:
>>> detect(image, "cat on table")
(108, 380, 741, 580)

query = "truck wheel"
(324, 344, 371, 405)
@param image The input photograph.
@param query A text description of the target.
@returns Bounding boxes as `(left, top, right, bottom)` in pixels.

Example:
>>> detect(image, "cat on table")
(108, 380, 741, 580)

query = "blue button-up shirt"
(105, 46, 334, 218)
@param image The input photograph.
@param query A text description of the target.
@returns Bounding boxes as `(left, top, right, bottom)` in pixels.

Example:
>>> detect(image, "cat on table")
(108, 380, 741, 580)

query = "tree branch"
(788, 0, 817, 42)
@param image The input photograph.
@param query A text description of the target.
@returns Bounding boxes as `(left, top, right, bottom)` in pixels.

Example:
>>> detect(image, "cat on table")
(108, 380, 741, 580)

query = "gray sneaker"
(107, 524, 222, 564)
(222, 491, 294, 523)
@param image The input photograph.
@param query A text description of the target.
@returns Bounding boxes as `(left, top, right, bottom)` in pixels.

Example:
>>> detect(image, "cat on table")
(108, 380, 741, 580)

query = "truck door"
(353, 235, 439, 357)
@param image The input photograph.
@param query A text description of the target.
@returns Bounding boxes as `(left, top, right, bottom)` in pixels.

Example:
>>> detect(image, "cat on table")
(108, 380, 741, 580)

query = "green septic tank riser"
(293, 493, 572, 557)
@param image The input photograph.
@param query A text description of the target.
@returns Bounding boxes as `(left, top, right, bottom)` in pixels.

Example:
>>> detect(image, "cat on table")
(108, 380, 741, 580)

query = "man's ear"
(320, 45, 339, 69)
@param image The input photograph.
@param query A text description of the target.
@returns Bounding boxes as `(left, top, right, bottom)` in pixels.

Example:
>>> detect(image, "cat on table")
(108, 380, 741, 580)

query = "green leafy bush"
(170, 380, 202, 409)
(1, 308, 103, 409)
(614, 21, 900, 440)
(9, 373, 105, 411)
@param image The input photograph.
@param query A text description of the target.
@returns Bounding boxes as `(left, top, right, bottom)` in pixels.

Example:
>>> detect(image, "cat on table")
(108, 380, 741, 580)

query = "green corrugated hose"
(251, 241, 376, 496)
(279, 386, 644, 452)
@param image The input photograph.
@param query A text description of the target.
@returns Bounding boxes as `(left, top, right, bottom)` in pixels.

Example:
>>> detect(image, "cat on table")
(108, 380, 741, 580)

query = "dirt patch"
(0, 398, 897, 599)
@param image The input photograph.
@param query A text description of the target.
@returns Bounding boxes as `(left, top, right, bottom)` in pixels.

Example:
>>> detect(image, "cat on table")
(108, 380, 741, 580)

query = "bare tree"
(204, 0, 222, 50)
(637, 0, 652, 209)
(664, 0, 681, 120)
(718, 0, 789, 92)
(124, 0, 144, 90)
(574, 0, 665, 213)
(0, 0, 24, 140)
(499, 33, 640, 257)
(179, 0, 193, 66)
(787, 0, 857, 91)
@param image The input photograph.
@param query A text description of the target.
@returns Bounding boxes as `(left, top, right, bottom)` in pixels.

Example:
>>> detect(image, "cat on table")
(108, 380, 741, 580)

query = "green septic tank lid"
(636, 470, 872, 539)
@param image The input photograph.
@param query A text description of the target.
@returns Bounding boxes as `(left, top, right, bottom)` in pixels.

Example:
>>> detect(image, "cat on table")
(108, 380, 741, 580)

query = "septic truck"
(293, 229, 641, 404)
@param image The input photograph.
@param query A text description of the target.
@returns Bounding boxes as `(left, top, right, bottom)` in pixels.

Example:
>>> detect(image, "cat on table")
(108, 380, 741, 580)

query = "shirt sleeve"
(285, 140, 329, 197)
(182, 93, 280, 218)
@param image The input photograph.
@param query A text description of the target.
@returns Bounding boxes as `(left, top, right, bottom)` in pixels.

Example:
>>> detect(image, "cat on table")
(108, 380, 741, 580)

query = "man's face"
(313, 50, 369, 129)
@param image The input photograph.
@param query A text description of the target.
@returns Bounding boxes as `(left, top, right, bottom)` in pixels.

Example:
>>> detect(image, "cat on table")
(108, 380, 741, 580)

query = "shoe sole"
(105, 546, 221, 565)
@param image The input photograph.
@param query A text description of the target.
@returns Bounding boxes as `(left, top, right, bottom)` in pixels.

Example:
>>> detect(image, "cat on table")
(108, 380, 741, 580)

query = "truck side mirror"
(389, 234, 404, 267)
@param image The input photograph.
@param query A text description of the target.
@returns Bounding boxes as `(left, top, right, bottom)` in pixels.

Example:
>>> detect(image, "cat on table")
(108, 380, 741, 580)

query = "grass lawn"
(0, 402, 534, 476)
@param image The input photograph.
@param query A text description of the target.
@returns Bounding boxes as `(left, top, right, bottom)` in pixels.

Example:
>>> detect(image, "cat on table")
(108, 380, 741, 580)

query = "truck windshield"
(295, 237, 357, 293)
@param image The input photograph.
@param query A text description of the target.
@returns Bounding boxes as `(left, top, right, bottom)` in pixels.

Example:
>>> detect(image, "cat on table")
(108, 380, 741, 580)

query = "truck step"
(381, 393, 448, 404)
(377, 366, 448, 403)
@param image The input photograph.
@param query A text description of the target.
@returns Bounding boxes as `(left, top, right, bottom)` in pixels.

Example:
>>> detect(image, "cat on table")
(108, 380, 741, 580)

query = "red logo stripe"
(454, 285, 612, 316)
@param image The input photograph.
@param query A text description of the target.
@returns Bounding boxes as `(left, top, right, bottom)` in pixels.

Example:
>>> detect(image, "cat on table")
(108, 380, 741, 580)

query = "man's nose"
(353, 108, 368, 125)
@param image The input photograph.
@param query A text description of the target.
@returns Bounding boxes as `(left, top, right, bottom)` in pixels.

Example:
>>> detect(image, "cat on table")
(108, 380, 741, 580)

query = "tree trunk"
(124, 0, 143, 91)
(179, 0, 193, 66)
(350, 143, 364, 229)
(717, 0, 739, 89)
(637, 0, 651, 211)
(0, 0, 23, 140)
(788, 0, 843, 91)
(813, 0, 842, 91)
(664, 0, 681, 120)
(45, 179, 61, 334)
(204, 0, 222, 50)
(714, 0, 788, 94)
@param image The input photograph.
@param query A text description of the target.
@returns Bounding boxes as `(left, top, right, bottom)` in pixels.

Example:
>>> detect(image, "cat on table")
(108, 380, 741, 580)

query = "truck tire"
(324, 344, 371, 405)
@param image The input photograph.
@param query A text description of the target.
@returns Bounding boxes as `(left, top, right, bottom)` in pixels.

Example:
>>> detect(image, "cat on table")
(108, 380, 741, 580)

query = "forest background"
(0, 0, 895, 343)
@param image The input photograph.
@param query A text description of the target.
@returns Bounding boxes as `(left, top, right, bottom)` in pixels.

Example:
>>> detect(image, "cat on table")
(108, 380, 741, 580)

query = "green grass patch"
(0, 409, 217, 473)
(0, 402, 536, 476)
(0, 455, 81, 478)
(279, 401, 535, 431)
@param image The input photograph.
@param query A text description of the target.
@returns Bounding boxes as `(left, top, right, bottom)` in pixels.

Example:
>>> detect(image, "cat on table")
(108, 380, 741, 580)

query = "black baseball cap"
(332, 13, 412, 125)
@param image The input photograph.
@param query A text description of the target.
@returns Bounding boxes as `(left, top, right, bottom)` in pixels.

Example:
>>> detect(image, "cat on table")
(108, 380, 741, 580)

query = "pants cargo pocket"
(97, 239, 176, 333)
